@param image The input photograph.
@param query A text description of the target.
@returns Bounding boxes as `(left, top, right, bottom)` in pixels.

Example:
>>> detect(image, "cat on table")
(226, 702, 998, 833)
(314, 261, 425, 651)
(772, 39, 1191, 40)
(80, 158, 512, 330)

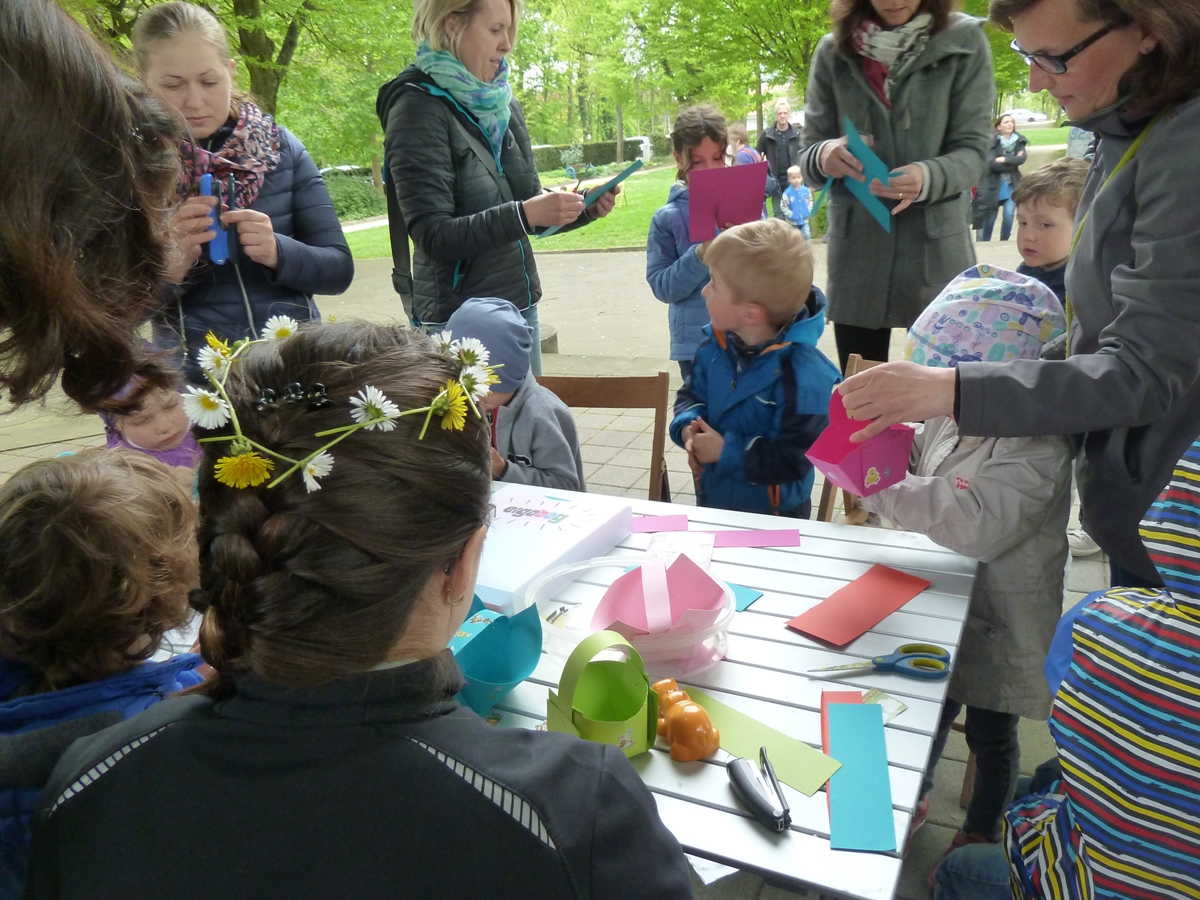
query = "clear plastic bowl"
(514, 555, 736, 678)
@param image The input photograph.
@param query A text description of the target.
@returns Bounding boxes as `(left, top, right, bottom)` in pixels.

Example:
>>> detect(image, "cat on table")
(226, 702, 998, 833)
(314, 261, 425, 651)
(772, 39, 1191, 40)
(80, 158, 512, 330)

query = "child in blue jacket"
(670, 219, 840, 517)
(646, 106, 727, 385)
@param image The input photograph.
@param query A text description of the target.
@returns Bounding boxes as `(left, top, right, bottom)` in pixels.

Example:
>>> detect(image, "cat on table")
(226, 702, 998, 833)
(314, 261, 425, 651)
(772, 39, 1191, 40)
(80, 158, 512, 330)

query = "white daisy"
(455, 337, 490, 368)
(349, 385, 401, 431)
(261, 315, 300, 341)
(197, 345, 230, 378)
(459, 364, 492, 402)
(182, 386, 231, 429)
(302, 451, 334, 493)
(431, 330, 454, 353)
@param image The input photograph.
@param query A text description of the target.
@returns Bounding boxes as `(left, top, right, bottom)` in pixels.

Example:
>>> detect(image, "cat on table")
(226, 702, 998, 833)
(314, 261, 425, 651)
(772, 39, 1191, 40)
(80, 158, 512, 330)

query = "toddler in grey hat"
(444, 298, 586, 490)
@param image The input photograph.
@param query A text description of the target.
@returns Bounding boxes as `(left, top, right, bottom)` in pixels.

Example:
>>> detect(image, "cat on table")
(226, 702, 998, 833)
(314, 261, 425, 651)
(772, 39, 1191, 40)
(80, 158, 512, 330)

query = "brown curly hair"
(0, 450, 199, 694)
(671, 105, 728, 182)
(192, 322, 492, 697)
(831, 0, 956, 57)
(0, 0, 184, 412)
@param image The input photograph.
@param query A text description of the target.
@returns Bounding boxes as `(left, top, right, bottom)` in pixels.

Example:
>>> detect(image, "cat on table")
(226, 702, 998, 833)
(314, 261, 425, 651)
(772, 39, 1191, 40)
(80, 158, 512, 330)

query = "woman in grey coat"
(840, 0, 1200, 592)
(801, 0, 995, 372)
(378, 0, 615, 375)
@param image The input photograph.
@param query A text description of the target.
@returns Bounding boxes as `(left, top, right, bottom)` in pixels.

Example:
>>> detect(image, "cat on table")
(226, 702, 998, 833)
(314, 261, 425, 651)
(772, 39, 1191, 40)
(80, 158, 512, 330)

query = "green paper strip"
(685, 688, 841, 797)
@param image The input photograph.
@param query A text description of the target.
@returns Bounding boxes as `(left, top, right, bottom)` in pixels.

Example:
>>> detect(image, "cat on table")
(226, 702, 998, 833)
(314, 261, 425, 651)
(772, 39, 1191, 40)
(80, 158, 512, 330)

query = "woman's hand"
(870, 164, 925, 215)
(587, 187, 617, 219)
(523, 190, 586, 227)
(838, 362, 956, 441)
(166, 196, 218, 283)
(222, 209, 278, 269)
(818, 136, 866, 182)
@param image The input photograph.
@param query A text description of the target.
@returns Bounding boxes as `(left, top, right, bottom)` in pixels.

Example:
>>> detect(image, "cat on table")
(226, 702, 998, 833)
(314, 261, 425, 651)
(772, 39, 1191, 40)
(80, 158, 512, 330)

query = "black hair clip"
(306, 382, 334, 411)
(252, 388, 278, 414)
(283, 382, 306, 404)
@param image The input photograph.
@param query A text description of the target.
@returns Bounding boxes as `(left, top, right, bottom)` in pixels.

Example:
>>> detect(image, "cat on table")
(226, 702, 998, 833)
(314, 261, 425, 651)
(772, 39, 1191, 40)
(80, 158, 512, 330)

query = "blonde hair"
(132, 2, 245, 117)
(412, 0, 523, 56)
(786, 165, 802, 178)
(727, 122, 750, 148)
(705, 219, 814, 327)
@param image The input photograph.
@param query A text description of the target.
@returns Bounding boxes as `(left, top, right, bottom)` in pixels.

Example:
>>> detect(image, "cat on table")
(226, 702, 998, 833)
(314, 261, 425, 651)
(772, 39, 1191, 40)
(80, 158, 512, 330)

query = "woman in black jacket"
(134, 2, 353, 384)
(972, 114, 1028, 242)
(377, 0, 616, 374)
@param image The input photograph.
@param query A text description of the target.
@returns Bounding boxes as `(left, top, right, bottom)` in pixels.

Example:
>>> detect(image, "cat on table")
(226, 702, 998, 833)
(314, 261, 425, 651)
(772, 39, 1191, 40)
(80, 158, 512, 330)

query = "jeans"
(413, 303, 542, 376)
(933, 842, 1012, 900)
(977, 198, 1015, 242)
(923, 700, 1021, 840)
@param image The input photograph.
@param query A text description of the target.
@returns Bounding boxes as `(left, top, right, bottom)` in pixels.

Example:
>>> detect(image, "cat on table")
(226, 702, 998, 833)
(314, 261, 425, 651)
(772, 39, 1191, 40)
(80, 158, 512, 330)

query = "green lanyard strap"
(1064, 110, 1165, 356)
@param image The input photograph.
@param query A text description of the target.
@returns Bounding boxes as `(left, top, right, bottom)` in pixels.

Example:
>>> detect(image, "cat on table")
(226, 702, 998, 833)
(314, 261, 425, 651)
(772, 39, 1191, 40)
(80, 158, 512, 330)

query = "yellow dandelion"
(439, 380, 468, 432)
(214, 452, 274, 489)
(205, 332, 232, 355)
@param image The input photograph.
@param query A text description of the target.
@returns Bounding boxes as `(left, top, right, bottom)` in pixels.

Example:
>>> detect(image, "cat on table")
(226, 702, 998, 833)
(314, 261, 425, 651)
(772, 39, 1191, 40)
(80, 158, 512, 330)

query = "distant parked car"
(1003, 108, 1049, 124)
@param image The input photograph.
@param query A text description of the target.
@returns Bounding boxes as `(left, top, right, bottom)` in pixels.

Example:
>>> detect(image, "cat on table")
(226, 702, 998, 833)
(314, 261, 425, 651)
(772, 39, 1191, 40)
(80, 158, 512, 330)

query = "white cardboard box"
(477, 485, 633, 615)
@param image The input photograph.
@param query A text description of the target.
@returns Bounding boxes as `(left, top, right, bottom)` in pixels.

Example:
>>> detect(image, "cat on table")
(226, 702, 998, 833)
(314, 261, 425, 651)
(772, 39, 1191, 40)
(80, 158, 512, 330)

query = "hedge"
(651, 134, 673, 158)
(532, 139, 647, 173)
(325, 173, 386, 222)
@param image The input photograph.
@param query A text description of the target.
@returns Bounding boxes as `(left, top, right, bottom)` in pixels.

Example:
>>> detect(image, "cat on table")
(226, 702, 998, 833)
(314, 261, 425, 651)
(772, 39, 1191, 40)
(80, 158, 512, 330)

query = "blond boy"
(672, 219, 840, 517)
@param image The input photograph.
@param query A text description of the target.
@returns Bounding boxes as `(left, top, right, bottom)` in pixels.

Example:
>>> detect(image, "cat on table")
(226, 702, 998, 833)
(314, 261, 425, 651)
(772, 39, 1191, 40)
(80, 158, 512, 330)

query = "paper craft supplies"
(539, 160, 643, 238)
(688, 161, 769, 242)
(447, 596, 543, 715)
(806, 392, 914, 498)
(787, 564, 931, 647)
(477, 485, 632, 614)
(592, 554, 726, 637)
(631, 514, 689, 533)
(842, 116, 902, 233)
(823, 698, 895, 851)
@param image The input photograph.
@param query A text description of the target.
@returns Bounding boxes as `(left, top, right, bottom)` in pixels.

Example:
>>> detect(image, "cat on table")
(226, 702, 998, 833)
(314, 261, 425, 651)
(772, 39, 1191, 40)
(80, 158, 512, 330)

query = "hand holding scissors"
(808, 643, 951, 680)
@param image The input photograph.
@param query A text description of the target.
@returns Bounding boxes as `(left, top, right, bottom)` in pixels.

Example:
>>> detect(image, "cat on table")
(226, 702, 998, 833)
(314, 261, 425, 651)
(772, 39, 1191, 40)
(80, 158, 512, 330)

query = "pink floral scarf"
(178, 101, 281, 207)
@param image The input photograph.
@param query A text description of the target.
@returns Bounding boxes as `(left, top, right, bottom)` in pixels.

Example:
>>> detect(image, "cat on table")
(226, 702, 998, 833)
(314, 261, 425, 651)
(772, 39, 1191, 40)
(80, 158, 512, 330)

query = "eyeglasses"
(1010, 21, 1122, 75)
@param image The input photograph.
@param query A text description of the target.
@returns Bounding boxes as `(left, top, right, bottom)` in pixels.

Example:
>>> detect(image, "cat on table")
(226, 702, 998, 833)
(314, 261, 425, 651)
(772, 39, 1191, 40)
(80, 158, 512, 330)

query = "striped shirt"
(1006, 439, 1200, 899)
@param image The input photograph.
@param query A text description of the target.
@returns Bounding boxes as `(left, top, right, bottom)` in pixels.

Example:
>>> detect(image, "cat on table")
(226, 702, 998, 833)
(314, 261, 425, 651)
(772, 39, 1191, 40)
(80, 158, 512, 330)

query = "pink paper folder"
(630, 515, 689, 534)
(591, 555, 726, 638)
(700, 529, 801, 549)
(806, 392, 914, 497)
(688, 162, 769, 242)
(786, 564, 931, 647)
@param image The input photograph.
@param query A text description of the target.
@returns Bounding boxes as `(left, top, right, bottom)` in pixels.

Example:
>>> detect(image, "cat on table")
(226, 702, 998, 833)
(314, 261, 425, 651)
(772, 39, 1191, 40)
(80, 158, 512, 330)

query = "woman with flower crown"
(377, 0, 617, 375)
(132, 2, 353, 385)
(24, 321, 693, 899)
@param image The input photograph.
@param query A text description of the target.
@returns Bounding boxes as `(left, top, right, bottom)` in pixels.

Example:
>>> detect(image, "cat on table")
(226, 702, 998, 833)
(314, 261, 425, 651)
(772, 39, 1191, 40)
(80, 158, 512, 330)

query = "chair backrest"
(536, 372, 670, 501)
(815, 354, 887, 524)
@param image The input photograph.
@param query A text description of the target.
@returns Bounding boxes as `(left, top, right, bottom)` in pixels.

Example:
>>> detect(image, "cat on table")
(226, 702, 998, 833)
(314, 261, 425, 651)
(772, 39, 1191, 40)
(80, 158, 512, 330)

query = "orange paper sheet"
(786, 564, 931, 647)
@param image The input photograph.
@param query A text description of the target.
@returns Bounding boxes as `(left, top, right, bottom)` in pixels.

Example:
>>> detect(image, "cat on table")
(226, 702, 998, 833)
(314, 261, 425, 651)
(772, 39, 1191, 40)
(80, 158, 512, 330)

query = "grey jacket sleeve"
(920, 24, 995, 203)
(800, 36, 838, 187)
(861, 435, 1071, 563)
(499, 389, 585, 491)
(271, 137, 354, 296)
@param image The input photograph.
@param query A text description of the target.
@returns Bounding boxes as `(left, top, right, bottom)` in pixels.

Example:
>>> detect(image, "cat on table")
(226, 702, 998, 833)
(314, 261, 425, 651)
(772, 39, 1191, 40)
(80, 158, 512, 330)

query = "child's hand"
(685, 444, 705, 478)
(687, 417, 724, 464)
(490, 447, 507, 478)
(680, 422, 697, 445)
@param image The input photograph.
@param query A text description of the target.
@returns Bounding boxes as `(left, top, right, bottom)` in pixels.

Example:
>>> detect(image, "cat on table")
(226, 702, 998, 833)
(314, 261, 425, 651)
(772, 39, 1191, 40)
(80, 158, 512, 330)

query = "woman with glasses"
(840, 0, 1200, 594)
(799, 0, 995, 372)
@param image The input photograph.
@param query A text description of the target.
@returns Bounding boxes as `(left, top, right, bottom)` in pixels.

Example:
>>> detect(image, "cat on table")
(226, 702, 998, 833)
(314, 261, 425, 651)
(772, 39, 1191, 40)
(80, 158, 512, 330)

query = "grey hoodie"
(493, 375, 586, 491)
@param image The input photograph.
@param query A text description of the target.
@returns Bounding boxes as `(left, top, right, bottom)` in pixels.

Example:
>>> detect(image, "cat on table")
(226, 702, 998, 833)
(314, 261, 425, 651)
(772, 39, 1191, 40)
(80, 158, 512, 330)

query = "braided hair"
(194, 322, 492, 696)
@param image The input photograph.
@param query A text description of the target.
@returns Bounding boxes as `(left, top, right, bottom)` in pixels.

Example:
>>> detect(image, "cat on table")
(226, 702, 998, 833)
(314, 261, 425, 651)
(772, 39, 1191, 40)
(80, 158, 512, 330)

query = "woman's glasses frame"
(1010, 20, 1123, 75)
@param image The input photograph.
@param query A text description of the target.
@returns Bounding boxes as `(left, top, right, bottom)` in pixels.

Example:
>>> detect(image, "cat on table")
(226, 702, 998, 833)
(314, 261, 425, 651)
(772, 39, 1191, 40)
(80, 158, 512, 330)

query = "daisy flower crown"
(182, 318, 500, 493)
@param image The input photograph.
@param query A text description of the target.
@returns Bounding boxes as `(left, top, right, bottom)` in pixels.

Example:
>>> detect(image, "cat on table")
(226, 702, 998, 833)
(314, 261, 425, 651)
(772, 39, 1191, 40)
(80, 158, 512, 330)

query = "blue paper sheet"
(842, 116, 901, 234)
(827, 702, 896, 851)
(730, 583, 764, 612)
(539, 160, 643, 238)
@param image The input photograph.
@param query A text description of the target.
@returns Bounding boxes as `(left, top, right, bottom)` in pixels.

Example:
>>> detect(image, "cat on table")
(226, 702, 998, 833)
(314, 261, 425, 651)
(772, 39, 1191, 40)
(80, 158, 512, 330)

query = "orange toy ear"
(663, 700, 721, 762)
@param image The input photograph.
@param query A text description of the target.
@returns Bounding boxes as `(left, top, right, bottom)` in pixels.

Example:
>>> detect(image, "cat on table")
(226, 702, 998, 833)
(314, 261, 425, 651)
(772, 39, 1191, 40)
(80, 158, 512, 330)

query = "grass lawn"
(1021, 125, 1071, 146)
(345, 166, 678, 259)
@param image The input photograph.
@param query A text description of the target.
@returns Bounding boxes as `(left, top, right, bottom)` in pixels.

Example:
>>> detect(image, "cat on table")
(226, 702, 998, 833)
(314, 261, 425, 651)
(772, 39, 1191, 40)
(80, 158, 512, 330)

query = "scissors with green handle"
(808, 643, 951, 680)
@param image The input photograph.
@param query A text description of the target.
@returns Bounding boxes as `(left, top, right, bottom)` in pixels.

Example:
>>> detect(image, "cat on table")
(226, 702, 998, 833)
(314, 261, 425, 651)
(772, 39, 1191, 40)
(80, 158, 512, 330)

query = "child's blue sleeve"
(669, 352, 709, 447)
(646, 210, 708, 304)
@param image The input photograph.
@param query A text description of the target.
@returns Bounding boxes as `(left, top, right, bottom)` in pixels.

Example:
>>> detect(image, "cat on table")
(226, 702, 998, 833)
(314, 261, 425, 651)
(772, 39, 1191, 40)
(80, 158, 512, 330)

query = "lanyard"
(1064, 111, 1164, 356)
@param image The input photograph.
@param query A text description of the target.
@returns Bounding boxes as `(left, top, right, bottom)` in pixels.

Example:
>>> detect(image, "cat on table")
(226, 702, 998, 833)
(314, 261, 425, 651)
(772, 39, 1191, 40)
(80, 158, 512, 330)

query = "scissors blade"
(808, 661, 874, 673)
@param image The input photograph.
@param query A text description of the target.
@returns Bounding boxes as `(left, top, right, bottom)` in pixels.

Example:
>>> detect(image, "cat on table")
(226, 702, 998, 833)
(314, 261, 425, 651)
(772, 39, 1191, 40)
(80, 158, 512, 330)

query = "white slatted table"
(490, 494, 977, 900)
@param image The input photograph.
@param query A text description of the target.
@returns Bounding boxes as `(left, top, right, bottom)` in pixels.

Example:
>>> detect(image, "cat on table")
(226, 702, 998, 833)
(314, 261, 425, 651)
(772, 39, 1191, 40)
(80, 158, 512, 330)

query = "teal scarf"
(414, 42, 512, 160)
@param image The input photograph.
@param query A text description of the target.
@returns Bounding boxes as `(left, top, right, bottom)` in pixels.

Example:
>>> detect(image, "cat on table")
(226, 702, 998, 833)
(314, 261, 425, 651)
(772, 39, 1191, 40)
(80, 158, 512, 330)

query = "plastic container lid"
(515, 555, 735, 678)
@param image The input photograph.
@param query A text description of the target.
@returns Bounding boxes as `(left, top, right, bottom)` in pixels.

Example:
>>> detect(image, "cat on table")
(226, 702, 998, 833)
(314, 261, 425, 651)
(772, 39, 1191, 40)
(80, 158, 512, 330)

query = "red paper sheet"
(787, 564, 931, 647)
(820, 691, 862, 815)
(687, 162, 769, 242)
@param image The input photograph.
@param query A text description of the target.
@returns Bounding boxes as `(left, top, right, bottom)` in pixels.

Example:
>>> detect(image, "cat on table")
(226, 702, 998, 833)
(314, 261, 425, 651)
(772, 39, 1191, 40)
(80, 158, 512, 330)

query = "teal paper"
(448, 595, 543, 715)
(730, 583, 764, 612)
(827, 702, 895, 851)
(539, 160, 643, 238)
(810, 176, 834, 221)
(842, 116, 902, 234)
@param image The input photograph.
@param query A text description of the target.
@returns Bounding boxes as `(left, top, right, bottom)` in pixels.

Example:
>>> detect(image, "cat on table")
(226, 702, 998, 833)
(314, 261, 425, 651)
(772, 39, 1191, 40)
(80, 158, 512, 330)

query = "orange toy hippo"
(651, 678, 721, 762)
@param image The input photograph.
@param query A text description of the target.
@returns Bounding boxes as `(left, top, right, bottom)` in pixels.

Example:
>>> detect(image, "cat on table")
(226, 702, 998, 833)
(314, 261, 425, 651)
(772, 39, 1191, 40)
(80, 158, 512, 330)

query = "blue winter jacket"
(646, 183, 711, 362)
(670, 288, 841, 515)
(155, 126, 354, 383)
(0, 655, 205, 898)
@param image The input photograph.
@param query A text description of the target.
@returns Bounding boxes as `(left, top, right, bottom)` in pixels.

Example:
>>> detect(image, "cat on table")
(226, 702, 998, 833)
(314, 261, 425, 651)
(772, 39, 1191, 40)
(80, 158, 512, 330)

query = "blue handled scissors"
(808, 643, 951, 680)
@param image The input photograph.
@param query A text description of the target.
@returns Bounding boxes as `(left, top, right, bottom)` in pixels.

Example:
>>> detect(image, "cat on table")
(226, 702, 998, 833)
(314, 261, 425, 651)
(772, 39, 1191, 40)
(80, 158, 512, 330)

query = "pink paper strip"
(641, 558, 672, 634)
(699, 529, 802, 549)
(631, 515, 690, 533)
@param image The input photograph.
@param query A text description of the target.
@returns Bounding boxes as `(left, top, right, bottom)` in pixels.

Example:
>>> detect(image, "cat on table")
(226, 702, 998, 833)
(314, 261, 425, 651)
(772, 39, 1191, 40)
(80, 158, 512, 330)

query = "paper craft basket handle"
(555, 630, 645, 711)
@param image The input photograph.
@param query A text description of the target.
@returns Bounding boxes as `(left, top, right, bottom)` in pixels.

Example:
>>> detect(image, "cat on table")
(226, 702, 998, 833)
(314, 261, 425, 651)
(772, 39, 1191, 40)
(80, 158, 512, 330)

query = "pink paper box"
(806, 393, 914, 497)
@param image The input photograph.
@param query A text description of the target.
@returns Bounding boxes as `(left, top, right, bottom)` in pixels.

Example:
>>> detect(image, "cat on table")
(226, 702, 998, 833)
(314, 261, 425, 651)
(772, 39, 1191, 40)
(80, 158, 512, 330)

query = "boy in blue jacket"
(670, 219, 840, 518)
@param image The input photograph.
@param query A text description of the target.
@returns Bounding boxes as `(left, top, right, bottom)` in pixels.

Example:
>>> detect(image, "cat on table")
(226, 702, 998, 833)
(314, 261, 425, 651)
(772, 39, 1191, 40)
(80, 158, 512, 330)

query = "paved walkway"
(3, 236, 1107, 900)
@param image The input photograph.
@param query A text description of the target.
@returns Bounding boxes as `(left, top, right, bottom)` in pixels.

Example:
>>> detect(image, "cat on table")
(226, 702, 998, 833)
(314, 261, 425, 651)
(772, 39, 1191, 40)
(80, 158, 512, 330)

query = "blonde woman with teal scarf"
(377, 0, 617, 374)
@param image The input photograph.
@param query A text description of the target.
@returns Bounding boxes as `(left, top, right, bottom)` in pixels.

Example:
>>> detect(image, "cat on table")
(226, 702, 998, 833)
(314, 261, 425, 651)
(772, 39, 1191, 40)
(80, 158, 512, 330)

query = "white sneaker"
(1068, 528, 1101, 557)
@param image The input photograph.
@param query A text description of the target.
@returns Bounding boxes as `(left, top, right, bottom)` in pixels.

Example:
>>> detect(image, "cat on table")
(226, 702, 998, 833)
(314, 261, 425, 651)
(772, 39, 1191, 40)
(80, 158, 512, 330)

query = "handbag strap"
(449, 115, 514, 204)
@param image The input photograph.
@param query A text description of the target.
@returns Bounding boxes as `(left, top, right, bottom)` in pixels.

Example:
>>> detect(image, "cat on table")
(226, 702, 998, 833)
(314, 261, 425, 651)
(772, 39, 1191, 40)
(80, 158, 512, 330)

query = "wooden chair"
(537, 371, 671, 502)
(815, 354, 886, 525)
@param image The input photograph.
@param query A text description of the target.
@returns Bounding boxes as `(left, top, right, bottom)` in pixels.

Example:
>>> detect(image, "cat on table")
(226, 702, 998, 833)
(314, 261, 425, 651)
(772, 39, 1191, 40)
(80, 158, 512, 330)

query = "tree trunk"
(615, 105, 624, 162)
(231, 0, 313, 116)
(755, 66, 765, 145)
